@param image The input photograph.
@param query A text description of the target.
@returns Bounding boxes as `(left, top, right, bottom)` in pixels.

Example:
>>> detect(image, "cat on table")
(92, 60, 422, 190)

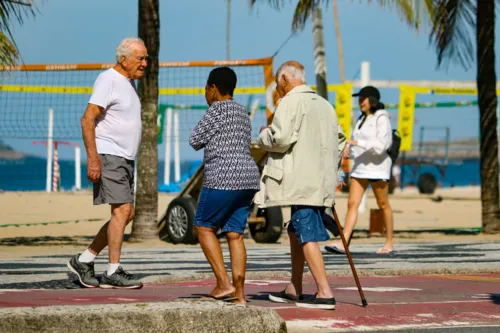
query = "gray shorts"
(93, 154, 135, 205)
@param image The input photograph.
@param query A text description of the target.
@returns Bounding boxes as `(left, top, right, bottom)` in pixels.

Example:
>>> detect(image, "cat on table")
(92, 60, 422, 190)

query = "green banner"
(157, 105, 167, 144)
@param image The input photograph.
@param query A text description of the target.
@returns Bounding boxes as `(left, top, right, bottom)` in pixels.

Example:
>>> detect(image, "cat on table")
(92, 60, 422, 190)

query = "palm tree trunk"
(226, 0, 231, 60)
(312, 7, 327, 99)
(130, 0, 160, 242)
(332, 0, 345, 83)
(477, 0, 500, 234)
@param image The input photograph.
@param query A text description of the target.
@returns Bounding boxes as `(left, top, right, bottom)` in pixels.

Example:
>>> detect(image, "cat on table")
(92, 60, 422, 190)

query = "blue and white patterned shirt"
(189, 100, 260, 190)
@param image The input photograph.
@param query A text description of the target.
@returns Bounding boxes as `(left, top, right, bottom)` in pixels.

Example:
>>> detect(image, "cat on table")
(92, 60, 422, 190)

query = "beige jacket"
(255, 85, 346, 208)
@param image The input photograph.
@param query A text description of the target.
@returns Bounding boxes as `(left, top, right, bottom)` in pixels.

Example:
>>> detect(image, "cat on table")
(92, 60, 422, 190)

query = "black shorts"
(352, 177, 388, 183)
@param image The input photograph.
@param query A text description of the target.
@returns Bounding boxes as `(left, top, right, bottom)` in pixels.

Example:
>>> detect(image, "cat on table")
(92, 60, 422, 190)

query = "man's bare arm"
(81, 103, 103, 183)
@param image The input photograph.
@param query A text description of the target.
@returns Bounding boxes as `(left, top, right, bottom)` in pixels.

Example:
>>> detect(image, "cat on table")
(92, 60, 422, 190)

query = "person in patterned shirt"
(189, 67, 260, 305)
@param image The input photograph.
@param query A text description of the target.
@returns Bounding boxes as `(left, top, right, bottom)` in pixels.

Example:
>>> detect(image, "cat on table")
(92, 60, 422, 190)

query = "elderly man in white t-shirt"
(67, 37, 147, 289)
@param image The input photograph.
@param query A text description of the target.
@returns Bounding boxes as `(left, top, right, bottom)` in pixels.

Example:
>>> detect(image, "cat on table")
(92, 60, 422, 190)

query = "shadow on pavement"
(0, 272, 157, 290)
(0, 236, 94, 247)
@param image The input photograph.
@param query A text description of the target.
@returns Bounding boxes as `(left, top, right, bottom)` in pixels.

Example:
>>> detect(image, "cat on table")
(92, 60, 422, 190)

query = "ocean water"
(399, 159, 480, 187)
(0, 156, 481, 192)
(0, 157, 199, 192)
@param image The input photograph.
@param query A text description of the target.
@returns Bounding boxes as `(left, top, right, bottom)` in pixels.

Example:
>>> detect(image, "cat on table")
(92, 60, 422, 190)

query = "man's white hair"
(116, 37, 145, 62)
(277, 64, 306, 83)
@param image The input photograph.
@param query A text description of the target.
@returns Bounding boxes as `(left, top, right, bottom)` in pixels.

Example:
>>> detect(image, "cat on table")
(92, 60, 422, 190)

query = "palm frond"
(421, 0, 438, 24)
(0, 30, 18, 69)
(428, 0, 476, 70)
(0, 0, 41, 68)
(248, 0, 324, 32)
(248, 0, 288, 10)
(250, 0, 432, 34)
(291, 0, 317, 32)
(367, 0, 418, 28)
(366, 0, 438, 31)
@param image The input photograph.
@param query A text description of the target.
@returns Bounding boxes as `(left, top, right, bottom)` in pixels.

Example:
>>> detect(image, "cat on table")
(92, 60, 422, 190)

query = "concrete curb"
(142, 267, 500, 284)
(141, 271, 292, 284)
(0, 300, 287, 333)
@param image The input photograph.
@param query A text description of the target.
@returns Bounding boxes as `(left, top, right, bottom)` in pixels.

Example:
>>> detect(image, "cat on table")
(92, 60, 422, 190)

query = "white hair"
(116, 37, 145, 62)
(277, 64, 306, 83)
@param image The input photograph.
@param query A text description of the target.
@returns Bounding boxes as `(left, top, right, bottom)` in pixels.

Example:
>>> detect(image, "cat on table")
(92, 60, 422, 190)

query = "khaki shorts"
(93, 154, 135, 205)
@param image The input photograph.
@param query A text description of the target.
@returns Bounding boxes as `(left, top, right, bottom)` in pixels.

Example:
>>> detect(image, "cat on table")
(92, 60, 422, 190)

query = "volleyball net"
(0, 57, 275, 141)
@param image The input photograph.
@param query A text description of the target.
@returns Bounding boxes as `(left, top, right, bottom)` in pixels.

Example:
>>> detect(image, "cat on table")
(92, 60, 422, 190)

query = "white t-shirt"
(350, 110, 393, 180)
(89, 68, 142, 161)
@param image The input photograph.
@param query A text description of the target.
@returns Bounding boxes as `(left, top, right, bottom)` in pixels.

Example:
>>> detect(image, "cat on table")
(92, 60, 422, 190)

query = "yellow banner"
(429, 87, 478, 95)
(403, 86, 500, 95)
(0, 84, 266, 95)
(333, 83, 352, 139)
(398, 86, 416, 151)
(0, 84, 93, 94)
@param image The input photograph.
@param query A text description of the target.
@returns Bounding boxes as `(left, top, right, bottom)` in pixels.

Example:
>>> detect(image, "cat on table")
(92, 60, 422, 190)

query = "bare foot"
(284, 283, 300, 297)
(232, 289, 246, 305)
(233, 298, 246, 305)
(208, 285, 236, 299)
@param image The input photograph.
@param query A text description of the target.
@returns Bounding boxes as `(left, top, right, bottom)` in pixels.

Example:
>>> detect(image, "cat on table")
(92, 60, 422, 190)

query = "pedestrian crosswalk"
(0, 242, 499, 290)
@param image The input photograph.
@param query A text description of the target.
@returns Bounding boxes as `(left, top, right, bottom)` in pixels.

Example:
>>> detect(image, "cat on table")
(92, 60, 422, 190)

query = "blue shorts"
(288, 205, 330, 245)
(194, 187, 257, 234)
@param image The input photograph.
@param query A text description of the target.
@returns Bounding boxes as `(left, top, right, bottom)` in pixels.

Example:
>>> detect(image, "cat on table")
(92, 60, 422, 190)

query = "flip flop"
(324, 245, 346, 254)
(376, 248, 394, 255)
(205, 294, 238, 302)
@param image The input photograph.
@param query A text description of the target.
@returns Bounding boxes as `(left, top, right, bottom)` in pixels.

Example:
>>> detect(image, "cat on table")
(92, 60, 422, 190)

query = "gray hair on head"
(277, 61, 306, 83)
(116, 37, 145, 62)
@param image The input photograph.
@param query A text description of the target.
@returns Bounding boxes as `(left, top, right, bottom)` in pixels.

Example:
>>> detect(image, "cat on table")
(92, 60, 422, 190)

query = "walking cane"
(331, 205, 368, 307)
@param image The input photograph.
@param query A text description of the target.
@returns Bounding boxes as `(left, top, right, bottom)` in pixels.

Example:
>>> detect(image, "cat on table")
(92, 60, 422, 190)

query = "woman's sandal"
(376, 247, 395, 254)
(324, 245, 346, 254)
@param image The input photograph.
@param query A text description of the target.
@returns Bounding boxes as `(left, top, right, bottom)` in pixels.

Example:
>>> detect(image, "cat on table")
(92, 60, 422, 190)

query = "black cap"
(352, 86, 380, 100)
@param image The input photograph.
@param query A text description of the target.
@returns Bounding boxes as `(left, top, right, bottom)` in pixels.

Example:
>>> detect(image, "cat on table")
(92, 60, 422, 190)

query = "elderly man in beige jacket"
(256, 61, 346, 310)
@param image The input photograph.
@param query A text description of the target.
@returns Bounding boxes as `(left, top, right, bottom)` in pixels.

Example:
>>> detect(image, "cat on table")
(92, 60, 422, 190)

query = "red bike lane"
(1, 274, 499, 331)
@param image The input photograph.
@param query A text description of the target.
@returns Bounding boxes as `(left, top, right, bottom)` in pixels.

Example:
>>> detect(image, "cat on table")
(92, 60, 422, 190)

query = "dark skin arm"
(80, 103, 104, 183)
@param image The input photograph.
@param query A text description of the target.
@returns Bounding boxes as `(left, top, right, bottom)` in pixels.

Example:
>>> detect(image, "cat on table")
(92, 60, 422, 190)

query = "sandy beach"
(0, 186, 489, 237)
(1, 186, 498, 259)
(0, 186, 481, 227)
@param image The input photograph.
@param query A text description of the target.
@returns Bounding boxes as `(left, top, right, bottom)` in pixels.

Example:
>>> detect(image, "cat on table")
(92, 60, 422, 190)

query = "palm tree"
(312, 6, 327, 98)
(226, 0, 231, 60)
(251, 0, 500, 233)
(0, 0, 39, 69)
(428, 0, 499, 234)
(130, 0, 161, 242)
(249, 0, 424, 83)
(331, 0, 344, 82)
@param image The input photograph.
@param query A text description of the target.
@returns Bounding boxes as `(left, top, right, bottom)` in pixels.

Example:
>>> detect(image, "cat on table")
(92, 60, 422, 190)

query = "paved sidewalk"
(1, 241, 499, 332)
(1, 274, 499, 332)
(0, 241, 499, 289)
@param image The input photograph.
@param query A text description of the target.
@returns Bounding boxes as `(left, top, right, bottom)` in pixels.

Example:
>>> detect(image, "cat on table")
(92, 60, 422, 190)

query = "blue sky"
(5, 0, 500, 161)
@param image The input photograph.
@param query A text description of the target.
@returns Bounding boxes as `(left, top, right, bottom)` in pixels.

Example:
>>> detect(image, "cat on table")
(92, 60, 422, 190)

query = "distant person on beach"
(67, 37, 147, 289)
(325, 86, 395, 255)
(189, 67, 260, 305)
(257, 61, 346, 310)
(392, 164, 401, 186)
